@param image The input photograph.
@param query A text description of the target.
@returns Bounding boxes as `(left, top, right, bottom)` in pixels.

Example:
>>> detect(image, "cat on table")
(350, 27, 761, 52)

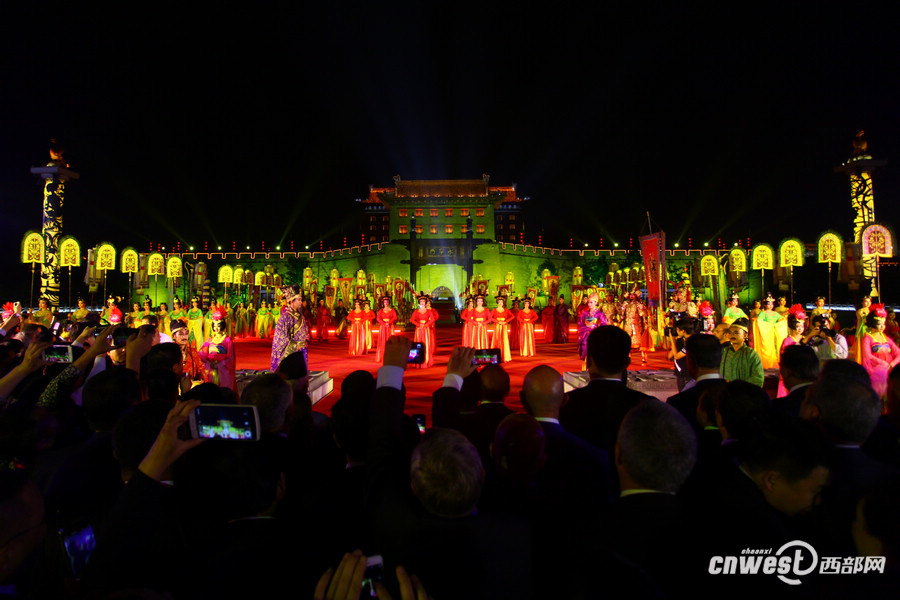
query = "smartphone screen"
(472, 348, 500, 366)
(60, 524, 96, 577)
(413, 413, 426, 434)
(407, 342, 425, 364)
(191, 404, 260, 441)
(362, 555, 384, 598)
(43, 345, 73, 363)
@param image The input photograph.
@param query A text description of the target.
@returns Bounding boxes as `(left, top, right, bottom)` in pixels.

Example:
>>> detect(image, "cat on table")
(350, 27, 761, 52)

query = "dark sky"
(2, 4, 899, 275)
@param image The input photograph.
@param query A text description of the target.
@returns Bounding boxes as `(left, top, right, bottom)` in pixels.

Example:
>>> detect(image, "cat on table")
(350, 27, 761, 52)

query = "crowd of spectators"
(1, 309, 900, 598)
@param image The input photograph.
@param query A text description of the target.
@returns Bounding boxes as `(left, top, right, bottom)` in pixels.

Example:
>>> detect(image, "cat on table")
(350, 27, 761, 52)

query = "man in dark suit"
(520, 365, 612, 510)
(604, 401, 698, 596)
(801, 373, 900, 556)
(433, 360, 513, 461)
(667, 333, 725, 432)
(559, 325, 654, 456)
(774, 344, 819, 418)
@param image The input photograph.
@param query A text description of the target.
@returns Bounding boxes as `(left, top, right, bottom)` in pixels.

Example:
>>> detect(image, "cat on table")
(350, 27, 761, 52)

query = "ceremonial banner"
(354, 285, 367, 300)
(97, 243, 116, 272)
(474, 279, 489, 296)
(526, 287, 538, 304)
(571, 285, 585, 311)
(58, 236, 81, 268)
(639, 231, 666, 306)
(218, 265, 234, 285)
(751, 244, 775, 271)
(338, 278, 353, 303)
(729, 248, 747, 272)
(699, 255, 719, 277)
(496, 284, 511, 299)
(861, 223, 895, 258)
(232, 267, 244, 285)
(546, 276, 560, 300)
(779, 239, 805, 267)
(147, 253, 165, 277)
(310, 278, 318, 297)
(325, 285, 336, 312)
(572, 267, 583, 286)
(121, 248, 139, 274)
(817, 232, 844, 264)
(374, 284, 385, 299)
(166, 255, 182, 279)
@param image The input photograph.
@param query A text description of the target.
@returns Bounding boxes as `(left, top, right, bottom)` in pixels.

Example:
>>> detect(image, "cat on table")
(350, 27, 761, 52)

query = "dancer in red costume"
(363, 301, 375, 354)
(491, 296, 513, 362)
(375, 296, 398, 362)
(460, 298, 475, 346)
(470, 295, 492, 350)
(409, 295, 436, 367)
(348, 300, 369, 357)
(517, 298, 539, 357)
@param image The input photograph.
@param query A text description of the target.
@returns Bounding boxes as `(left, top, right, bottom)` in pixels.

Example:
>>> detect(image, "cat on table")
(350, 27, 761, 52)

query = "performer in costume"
(233, 302, 246, 338)
(28, 297, 54, 328)
(186, 296, 205, 352)
(203, 302, 215, 342)
(577, 293, 607, 367)
(363, 301, 375, 353)
(470, 295, 492, 350)
(316, 299, 331, 342)
(169, 297, 188, 331)
(602, 292, 619, 328)
(348, 300, 369, 357)
(698, 300, 716, 334)
(171, 318, 206, 384)
(333, 299, 349, 340)
(491, 296, 513, 363)
(752, 293, 788, 369)
(460, 298, 475, 346)
(126, 302, 142, 328)
(270, 284, 310, 372)
(246, 303, 257, 338)
(721, 293, 748, 325)
(71, 298, 90, 323)
(774, 296, 791, 319)
(861, 305, 900, 398)
(409, 295, 436, 367)
(509, 298, 520, 351)
(541, 297, 556, 343)
(142, 297, 154, 319)
(852, 295, 873, 364)
(199, 304, 237, 392)
(517, 298, 539, 357)
(256, 300, 272, 339)
(555, 295, 570, 343)
(100, 295, 121, 325)
(776, 305, 807, 396)
(887, 309, 900, 346)
(157, 302, 171, 336)
(749, 300, 762, 322)
(721, 318, 765, 387)
(375, 296, 398, 362)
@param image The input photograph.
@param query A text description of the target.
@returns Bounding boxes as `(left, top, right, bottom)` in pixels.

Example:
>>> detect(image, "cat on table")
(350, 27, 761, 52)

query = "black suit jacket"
(537, 420, 612, 511)
(666, 377, 725, 432)
(772, 382, 812, 418)
(433, 386, 513, 459)
(559, 378, 654, 455)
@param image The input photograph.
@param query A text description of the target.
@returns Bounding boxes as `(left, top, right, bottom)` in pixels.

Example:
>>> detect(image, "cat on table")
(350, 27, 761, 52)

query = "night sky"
(3, 4, 900, 301)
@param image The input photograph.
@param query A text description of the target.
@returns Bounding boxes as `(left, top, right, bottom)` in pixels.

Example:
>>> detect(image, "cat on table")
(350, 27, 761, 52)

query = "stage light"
(305, 245, 309, 249)
(674, 243, 679, 248)
(246, 245, 250, 250)
(584, 243, 588, 247)
(276, 246, 280, 250)
(613, 243, 619, 248)
(218, 246, 222, 250)
(704, 242, 709, 247)
(189, 246, 194, 251)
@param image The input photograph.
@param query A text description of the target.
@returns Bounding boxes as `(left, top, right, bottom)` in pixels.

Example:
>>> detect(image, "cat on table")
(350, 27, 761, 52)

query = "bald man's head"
(480, 364, 510, 403)
(521, 365, 565, 419)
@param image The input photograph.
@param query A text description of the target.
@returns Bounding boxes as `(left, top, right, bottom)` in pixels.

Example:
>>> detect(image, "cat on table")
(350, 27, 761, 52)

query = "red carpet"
(233, 325, 674, 425)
